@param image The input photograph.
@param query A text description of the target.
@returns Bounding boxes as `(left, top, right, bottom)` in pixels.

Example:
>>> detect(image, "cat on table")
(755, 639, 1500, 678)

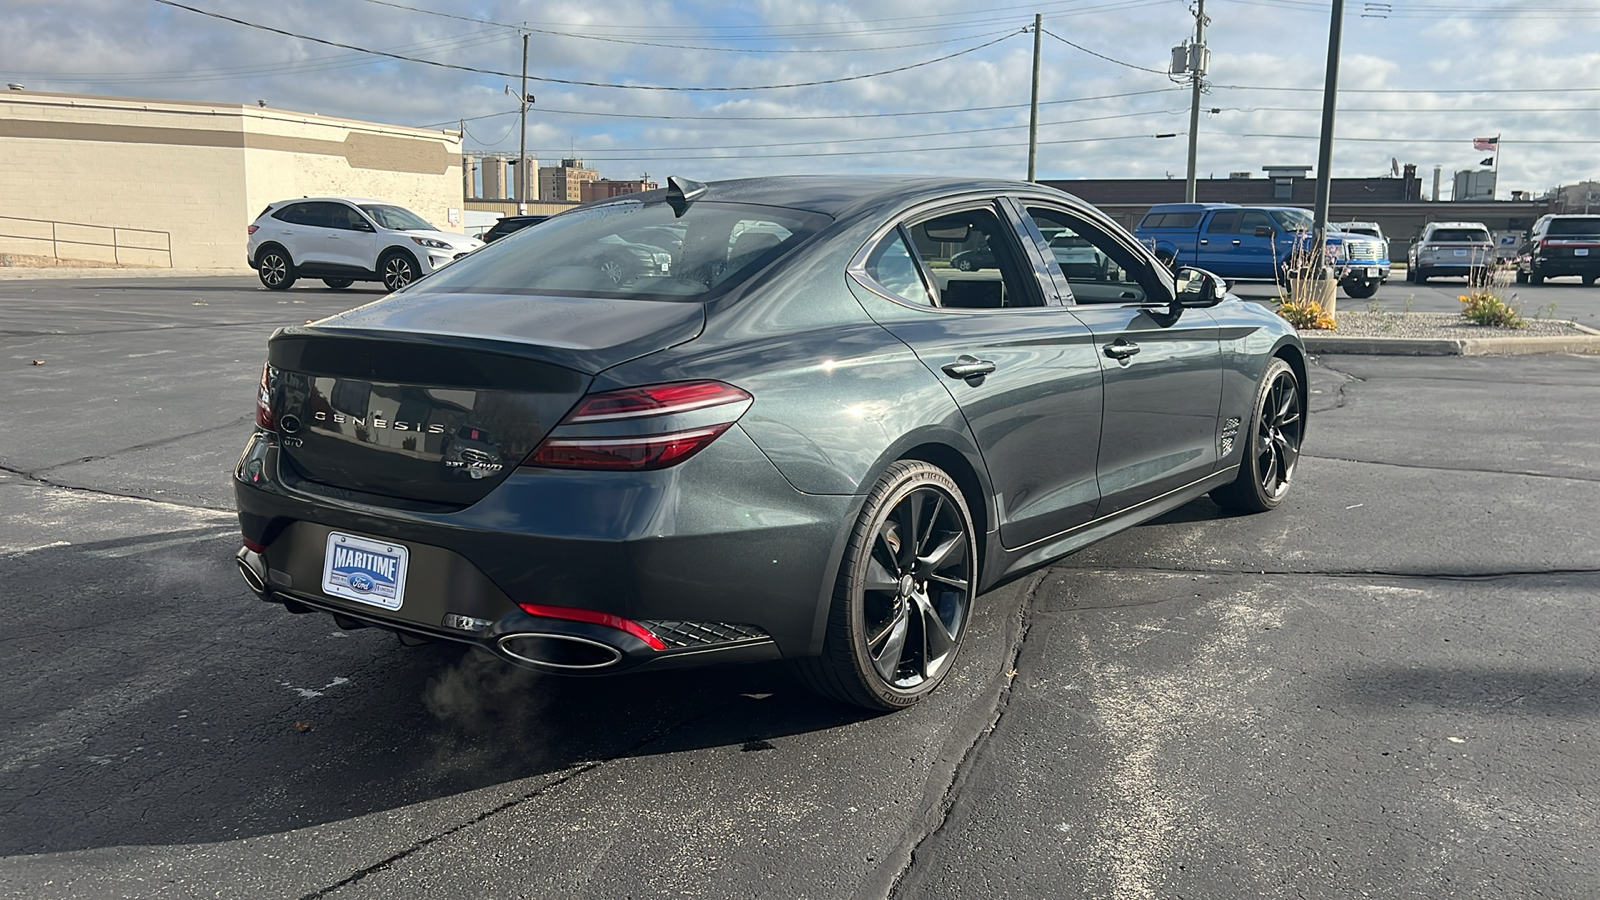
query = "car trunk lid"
(264, 293, 704, 507)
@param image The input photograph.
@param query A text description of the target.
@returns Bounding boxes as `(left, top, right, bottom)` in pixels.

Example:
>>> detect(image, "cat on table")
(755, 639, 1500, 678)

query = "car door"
(322, 202, 378, 273)
(1015, 199, 1223, 517)
(1234, 210, 1281, 278)
(847, 199, 1105, 549)
(267, 202, 322, 264)
(1195, 209, 1242, 273)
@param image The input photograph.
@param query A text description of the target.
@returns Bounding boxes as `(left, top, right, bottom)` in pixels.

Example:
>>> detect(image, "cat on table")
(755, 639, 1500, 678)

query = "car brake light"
(516, 602, 667, 650)
(523, 380, 752, 471)
(256, 363, 275, 430)
(247, 225, 258, 235)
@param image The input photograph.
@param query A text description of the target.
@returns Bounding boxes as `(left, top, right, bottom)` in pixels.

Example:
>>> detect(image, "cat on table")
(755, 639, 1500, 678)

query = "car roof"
(1425, 221, 1491, 230)
(575, 175, 1077, 221)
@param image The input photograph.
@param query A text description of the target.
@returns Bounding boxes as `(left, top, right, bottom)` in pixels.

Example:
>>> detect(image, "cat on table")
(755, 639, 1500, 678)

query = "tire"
(1414, 267, 1429, 284)
(1515, 268, 1528, 285)
(256, 246, 296, 291)
(1342, 279, 1378, 299)
(1585, 274, 1598, 286)
(322, 278, 354, 290)
(956, 258, 975, 272)
(598, 254, 632, 285)
(1529, 267, 1544, 286)
(1211, 357, 1303, 514)
(794, 460, 976, 711)
(380, 250, 419, 293)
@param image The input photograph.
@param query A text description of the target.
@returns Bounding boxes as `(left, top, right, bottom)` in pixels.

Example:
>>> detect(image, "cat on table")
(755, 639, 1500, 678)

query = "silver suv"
(247, 198, 483, 292)
(1407, 221, 1493, 285)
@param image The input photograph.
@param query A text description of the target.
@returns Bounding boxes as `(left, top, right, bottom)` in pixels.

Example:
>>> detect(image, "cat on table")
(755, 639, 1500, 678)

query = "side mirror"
(1254, 225, 1273, 238)
(354, 220, 375, 232)
(1173, 267, 1225, 308)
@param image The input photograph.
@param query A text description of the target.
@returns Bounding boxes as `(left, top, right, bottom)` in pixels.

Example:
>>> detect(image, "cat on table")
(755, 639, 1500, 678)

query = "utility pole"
(518, 31, 529, 214)
(1311, 0, 1345, 249)
(1184, 0, 1207, 202)
(1027, 14, 1042, 182)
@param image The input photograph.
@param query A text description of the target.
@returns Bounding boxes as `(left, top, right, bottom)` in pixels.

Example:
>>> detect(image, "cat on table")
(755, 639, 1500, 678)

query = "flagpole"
(1493, 137, 1501, 199)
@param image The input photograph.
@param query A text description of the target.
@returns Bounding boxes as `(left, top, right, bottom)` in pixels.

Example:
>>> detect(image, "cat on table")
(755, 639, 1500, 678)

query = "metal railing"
(0, 214, 173, 268)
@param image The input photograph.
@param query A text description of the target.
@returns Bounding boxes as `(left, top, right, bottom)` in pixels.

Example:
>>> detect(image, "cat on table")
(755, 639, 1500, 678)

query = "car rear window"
(412, 199, 831, 301)
(1429, 228, 1490, 243)
(1138, 212, 1203, 229)
(1547, 218, 1600, 236)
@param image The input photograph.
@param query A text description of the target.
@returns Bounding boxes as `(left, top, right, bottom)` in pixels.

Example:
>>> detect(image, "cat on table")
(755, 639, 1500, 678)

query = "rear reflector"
(247, 225, 259, 235)
(523, 380, 751, 471)
(256, 363, 275, 430)
(516, 602, 667, 651)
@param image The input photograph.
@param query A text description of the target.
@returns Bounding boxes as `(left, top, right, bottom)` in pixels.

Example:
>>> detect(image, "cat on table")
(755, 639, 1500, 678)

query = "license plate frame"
(1453, 249, 1469, 257)
(1366, 266, 1381, 278)
(322, 531, 409, 610)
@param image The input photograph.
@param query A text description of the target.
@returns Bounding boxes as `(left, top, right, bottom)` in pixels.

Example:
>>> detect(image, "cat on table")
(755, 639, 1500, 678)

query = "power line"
(1214, 83, 1600, 94)
(1039, 27, 1170, 74)
(542, 132, 1184, 163)
(151, 0, 1024, 92)
(415, 87, 1189, 129)
(347, 0, 1021, 53)
(1240, 133, 1600, 143)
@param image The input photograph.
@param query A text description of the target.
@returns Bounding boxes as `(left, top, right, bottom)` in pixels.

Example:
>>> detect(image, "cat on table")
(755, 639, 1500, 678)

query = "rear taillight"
(523, 380, 752, 471)
(247, 224, 259, 235)
(256, 363, 275, 430)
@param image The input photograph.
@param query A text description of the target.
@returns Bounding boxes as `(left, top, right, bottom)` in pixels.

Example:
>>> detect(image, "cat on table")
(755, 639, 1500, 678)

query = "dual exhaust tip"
(235, 545, 627, 671)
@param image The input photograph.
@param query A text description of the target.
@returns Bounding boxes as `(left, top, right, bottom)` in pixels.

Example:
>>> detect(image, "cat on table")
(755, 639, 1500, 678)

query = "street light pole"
(518, 31, 529, 213)
(1028, 14, 1041, 182)
(1311, 0, 1345, 249)
(1184, 0, 1206, 202)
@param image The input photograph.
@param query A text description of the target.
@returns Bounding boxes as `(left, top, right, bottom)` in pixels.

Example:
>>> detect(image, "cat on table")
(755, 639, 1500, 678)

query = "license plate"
(1367, 267, 1381, 278)
(322, 532, 408, 610)
(1453, 249, 1468, 256)
(1578, 248, 1590, 256)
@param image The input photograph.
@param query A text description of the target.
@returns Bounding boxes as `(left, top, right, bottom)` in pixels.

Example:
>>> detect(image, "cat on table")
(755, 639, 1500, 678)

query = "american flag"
(1473, 136, 1499, 151)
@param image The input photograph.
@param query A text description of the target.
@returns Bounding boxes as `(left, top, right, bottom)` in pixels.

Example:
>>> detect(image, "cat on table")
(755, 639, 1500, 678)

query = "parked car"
(480, 214, 550, 243)
(1406, 222, 1494, 284)
(1515, 214, 1600, 285)
(236, 176, 1305, 711)
(1329, 221, 1392, 283)
(1135, 203, 1385, 298)
(247, 198, 483, 292)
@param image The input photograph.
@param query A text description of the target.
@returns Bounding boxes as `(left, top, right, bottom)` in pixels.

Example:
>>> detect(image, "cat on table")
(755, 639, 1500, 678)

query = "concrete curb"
(0, 266, 248, 280)
(1303, 333, 1600, 356)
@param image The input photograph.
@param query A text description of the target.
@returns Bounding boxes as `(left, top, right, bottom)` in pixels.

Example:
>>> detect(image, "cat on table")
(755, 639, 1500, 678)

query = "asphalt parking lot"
(3, 274, 1599, 899)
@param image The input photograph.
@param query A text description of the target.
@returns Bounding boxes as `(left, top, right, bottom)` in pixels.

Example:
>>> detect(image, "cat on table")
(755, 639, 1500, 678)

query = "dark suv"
(481, 214, 550, 243)
(1516, 215, 1600, 285)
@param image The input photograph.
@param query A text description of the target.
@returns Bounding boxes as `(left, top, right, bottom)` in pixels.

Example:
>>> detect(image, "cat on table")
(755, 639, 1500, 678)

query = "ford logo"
(348, 573, 376, 593)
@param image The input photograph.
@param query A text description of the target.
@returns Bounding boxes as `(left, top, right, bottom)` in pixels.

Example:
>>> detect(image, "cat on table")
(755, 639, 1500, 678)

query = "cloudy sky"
(4, 0, 1598, 197)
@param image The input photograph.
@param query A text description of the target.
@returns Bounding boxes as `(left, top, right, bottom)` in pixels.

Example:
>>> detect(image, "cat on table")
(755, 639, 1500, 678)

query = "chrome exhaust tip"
(497, 633, 624, 670)
(236, 547, 268, 596)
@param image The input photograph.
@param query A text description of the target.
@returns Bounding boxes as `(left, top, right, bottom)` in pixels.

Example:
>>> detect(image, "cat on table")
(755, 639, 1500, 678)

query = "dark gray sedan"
(235, 176, 1306, 710)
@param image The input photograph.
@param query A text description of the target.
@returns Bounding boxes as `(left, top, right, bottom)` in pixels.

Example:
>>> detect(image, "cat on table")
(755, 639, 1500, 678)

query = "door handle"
(1232, 239, 1242, 245)
(1199, 239, 1209, 245)
(327, 235, 340, 240)
(1103, 340, 1141, 360)
(941, 355, 997, 380)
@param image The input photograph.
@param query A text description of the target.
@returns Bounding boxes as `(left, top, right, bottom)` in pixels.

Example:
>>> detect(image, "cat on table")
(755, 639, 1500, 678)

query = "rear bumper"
(1531, 256, 1600, 277)
(234, 427, 859, 673)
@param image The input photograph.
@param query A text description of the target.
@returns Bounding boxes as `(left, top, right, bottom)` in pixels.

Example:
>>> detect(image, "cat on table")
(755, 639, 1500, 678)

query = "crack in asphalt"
(30, 415, 254, 475)
(1309, 357, 1364, 411)
(300, 694, 749, 899)
(1303, 453, 1600, 484)
(872, 571, 1049, 900)
(0, 462, 232, 512)
(1054, 563, 1600, 582)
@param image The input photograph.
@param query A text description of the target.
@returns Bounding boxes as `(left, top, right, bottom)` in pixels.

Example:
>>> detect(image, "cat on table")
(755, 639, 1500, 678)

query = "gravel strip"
(1306, 311, 1592, 338)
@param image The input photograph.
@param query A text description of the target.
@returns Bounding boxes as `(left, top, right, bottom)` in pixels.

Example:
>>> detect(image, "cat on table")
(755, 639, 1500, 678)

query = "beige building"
(539, 158, 600, 203)
(0, 89, 464, 269)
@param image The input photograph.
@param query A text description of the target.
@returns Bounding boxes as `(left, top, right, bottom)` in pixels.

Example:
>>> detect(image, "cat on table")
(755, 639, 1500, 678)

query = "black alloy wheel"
(322, 278, 354, 290)
(257, 248, 296, 291)
(381, 251, 419, 292)
(797, 460, 976, 710)
(1212, 357, 1303, 513)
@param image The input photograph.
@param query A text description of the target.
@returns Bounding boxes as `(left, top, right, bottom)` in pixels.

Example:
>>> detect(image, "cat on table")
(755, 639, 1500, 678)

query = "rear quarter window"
(1138, 212, 1203, 229)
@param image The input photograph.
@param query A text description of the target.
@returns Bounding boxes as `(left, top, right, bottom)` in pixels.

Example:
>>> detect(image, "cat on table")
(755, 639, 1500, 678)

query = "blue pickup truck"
(1134, 202, 1387, 299)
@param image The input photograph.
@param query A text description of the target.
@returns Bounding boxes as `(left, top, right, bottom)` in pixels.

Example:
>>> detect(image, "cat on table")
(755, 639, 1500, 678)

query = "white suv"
(247, 198, 483, 292)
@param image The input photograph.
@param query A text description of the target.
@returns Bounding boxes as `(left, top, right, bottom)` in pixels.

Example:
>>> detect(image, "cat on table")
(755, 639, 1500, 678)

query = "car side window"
(864, 228, 934, 306)
(273, 203, 313, 225)
(1023, 205, 1157, 305)
(327, 204, 370, 231)
(1206, 211, 1242, 234)
(903, 205, 1042, 309)
(1240, 211, 1275, 235)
